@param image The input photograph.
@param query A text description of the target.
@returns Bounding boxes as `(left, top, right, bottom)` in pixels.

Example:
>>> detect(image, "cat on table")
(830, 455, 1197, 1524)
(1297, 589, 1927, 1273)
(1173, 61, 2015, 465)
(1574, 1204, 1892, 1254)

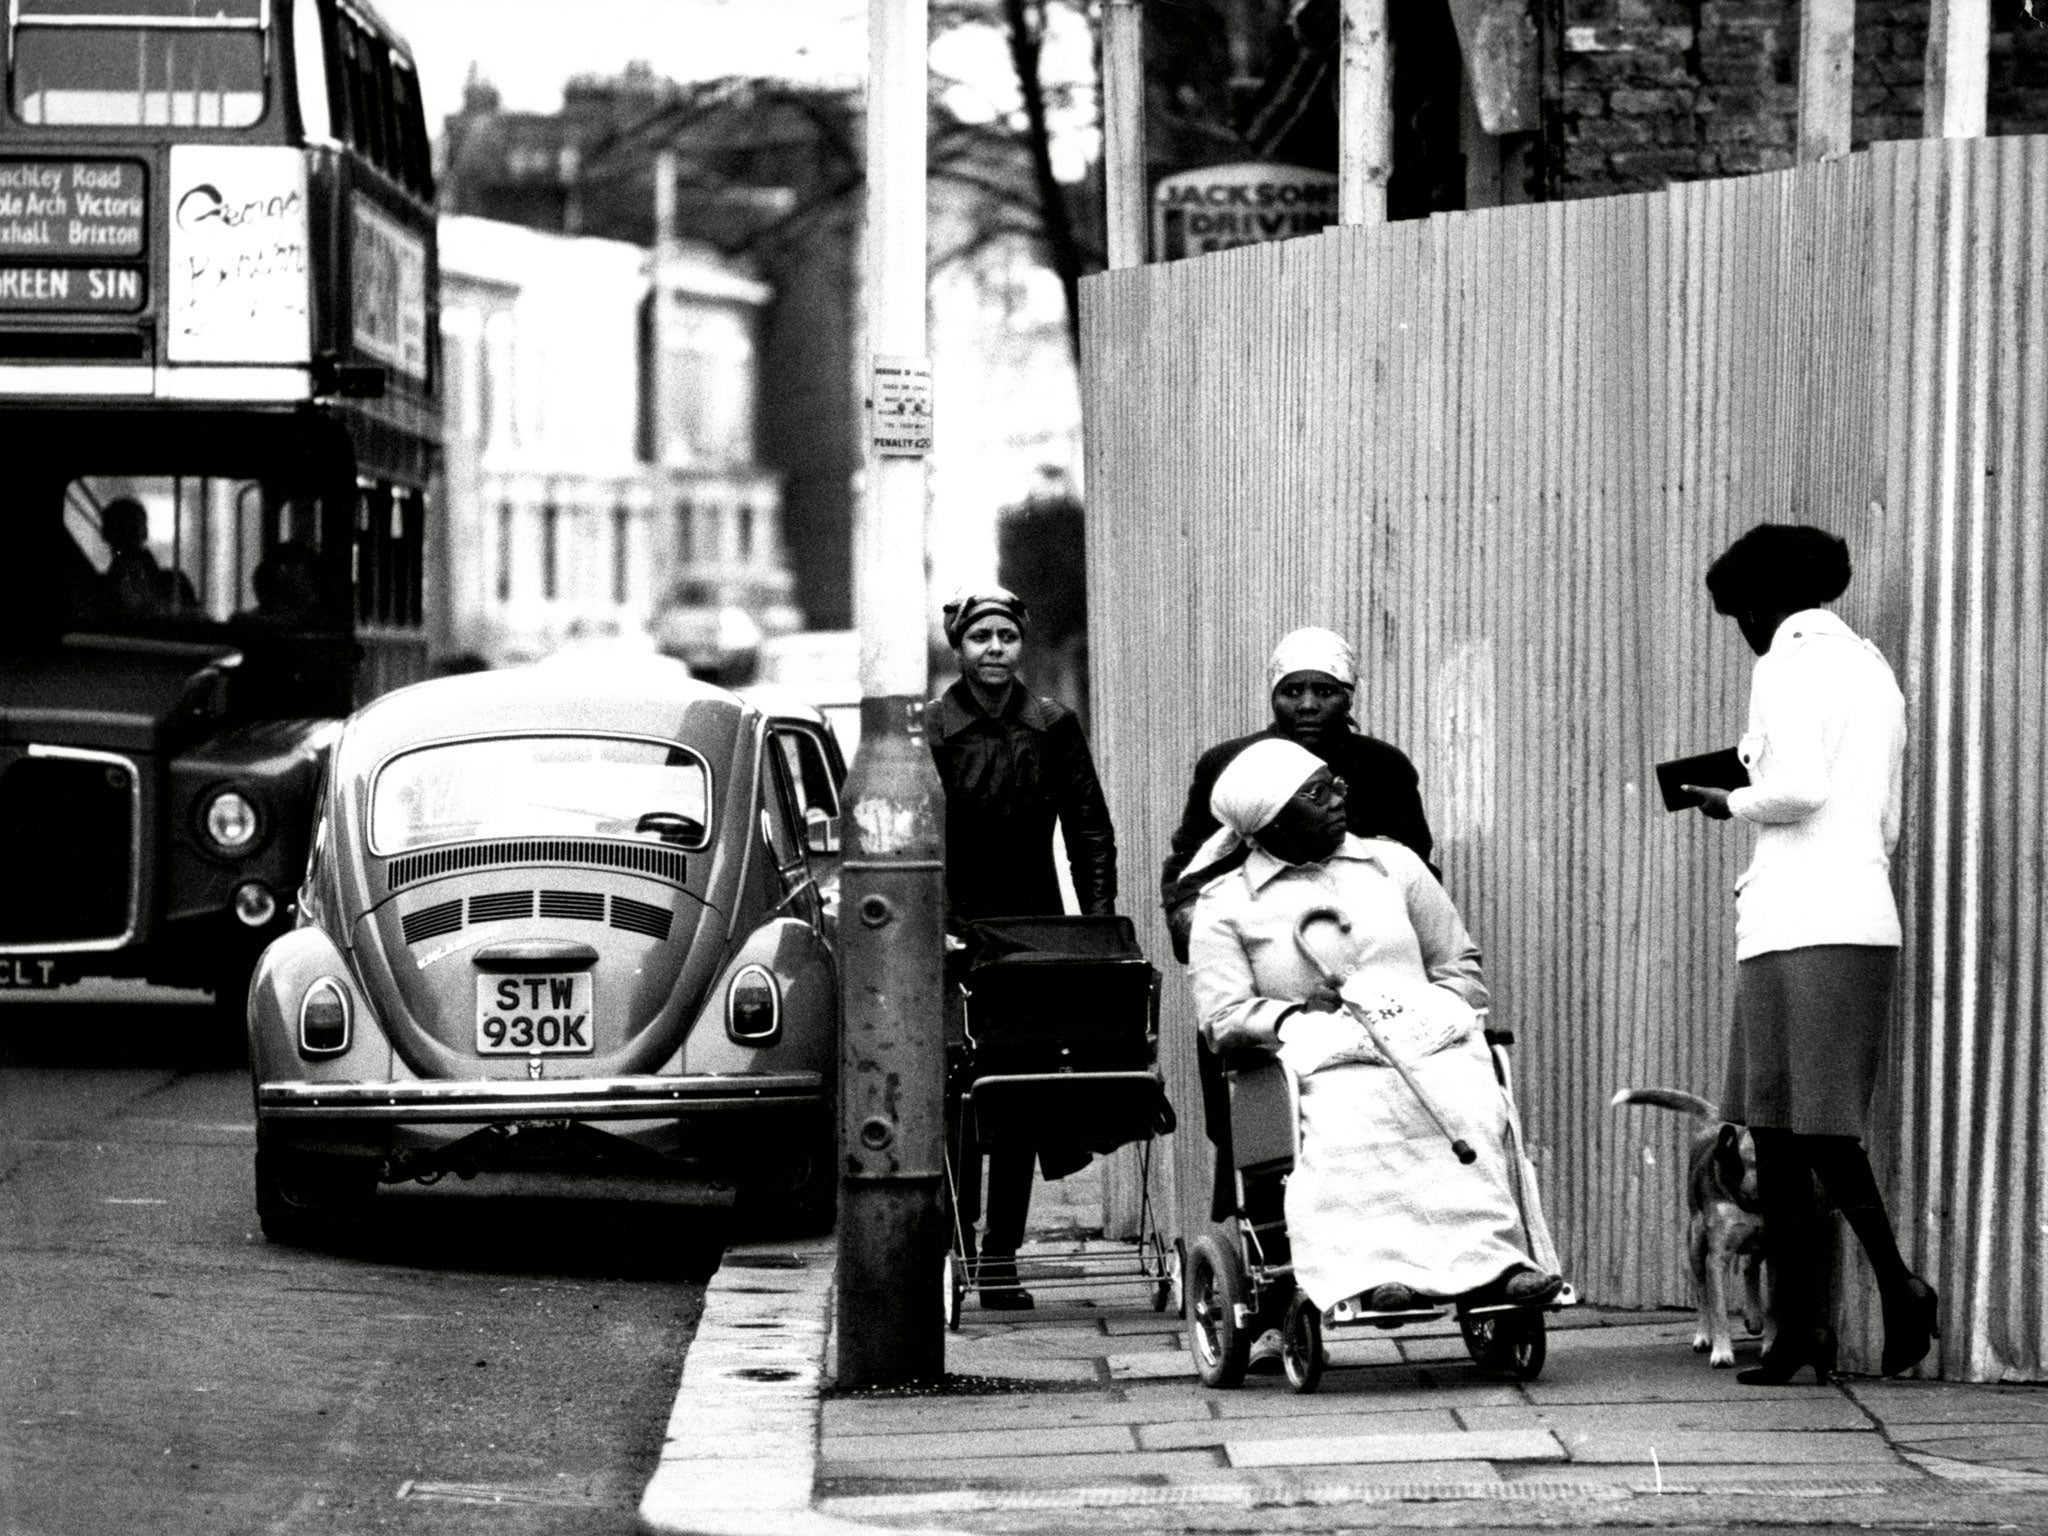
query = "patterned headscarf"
(942, 586, 1030, 648)
(1185, 736, 1326, 875)
(1267, 626, 1357, 694)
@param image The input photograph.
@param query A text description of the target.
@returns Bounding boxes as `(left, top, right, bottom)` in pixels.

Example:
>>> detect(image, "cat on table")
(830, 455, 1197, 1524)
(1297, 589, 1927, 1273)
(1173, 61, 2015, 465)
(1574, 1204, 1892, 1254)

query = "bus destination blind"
(0, 160, 146, 313)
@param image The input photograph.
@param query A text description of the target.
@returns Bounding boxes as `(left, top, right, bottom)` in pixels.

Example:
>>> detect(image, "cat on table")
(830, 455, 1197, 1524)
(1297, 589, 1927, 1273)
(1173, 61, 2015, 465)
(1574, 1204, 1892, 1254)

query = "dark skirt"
(1723, 945, 1898, 1137)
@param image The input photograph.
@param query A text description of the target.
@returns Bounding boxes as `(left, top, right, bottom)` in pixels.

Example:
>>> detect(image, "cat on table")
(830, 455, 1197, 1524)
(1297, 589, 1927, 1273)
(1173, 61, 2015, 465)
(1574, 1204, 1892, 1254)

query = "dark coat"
(927, 678, 1118, 923)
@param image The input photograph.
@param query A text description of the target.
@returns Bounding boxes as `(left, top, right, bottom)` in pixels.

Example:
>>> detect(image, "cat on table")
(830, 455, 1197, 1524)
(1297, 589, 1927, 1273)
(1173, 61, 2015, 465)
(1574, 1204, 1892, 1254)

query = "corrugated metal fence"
(1079, 135, 2048, 1381)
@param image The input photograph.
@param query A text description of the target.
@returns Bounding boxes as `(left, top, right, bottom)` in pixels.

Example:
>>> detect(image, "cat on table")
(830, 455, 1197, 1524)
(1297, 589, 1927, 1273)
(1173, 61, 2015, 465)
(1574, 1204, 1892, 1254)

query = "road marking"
(102, 1197, 167, 1205)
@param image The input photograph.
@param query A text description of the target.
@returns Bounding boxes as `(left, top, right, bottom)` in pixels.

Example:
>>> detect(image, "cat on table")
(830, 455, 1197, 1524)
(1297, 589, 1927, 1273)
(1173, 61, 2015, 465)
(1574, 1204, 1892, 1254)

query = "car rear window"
(370, 735, 711, 855)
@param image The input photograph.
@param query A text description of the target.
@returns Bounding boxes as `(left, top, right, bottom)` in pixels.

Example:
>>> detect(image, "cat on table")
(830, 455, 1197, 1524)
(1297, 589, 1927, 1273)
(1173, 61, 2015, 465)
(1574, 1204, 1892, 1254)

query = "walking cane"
(1293, 907, 1477, 1165)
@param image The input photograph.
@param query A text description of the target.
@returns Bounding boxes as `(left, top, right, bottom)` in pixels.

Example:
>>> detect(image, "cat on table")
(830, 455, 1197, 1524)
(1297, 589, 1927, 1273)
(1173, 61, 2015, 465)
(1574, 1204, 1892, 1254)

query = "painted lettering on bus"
(0, 265, 146, 310)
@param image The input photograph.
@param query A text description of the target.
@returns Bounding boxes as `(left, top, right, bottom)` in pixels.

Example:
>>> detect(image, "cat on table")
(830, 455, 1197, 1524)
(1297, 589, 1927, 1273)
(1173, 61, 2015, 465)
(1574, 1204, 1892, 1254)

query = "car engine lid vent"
(539, 890, 606, 922)
(609, 895, 673, 940)
(386, 840, 687, 892)
(468, 890, 535, 925)
(401, 898, 463, 945)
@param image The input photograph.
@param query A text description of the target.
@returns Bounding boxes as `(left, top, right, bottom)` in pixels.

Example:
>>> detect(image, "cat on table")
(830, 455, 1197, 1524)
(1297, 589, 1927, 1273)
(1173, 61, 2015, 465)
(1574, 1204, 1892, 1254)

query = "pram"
(1185, 911, 1575, 1393)
(942, 915, 1178, 1327)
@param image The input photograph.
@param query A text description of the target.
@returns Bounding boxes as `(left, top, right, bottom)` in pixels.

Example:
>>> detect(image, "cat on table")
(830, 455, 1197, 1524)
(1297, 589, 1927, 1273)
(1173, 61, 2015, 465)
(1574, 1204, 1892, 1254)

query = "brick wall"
(1555, 0, 2048, 198)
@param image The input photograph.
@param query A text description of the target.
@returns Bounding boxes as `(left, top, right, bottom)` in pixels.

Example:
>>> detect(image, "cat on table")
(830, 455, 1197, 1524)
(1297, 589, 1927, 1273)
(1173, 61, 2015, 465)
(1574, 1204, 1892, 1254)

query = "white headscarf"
(1185, 736, 1325, 876)
(1267, 626, 1357, 694)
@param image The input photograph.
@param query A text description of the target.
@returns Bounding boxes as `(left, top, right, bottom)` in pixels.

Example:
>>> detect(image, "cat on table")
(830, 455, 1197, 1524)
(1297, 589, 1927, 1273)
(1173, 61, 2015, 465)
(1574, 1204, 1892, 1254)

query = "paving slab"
(1889, 1426, 2048, 1467)
(1848, 1379, 2048, 1422)
(1560, 1427, 1903, 1464)
(1207, 1378, 1526, 1415)
(1229, 1426, 1566, 1468)
(1458, 1396, 1874, 1433)
(934, 1347, 1103, 1384)
(1101, 1315, 1185, 1336)
(824, 1394, 1216, 1433)
(822, 1423, 1136, 1461)
(818, 1449, 1224, 1488)
(1105, 1352, 1196, 1380)
(1138, 1407, 1459, 1451)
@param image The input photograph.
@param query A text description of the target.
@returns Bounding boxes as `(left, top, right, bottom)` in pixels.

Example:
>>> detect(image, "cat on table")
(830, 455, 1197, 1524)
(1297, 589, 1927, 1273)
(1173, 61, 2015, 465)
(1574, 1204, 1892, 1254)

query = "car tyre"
(255, 1132, 374, 1247)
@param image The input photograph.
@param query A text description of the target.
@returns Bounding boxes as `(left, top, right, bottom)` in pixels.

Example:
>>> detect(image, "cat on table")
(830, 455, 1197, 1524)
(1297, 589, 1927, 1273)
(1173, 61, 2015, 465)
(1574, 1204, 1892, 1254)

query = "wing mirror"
(804, 806, 840, 856)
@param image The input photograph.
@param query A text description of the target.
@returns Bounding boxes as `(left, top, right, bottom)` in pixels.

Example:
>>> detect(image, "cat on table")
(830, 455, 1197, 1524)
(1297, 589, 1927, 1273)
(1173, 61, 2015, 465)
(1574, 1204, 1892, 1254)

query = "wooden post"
(1339, 0, 1392, 225)
(1796, 0, 1855, 162)
(1103, 0, 1147, 268)
(1925, 0, 1989, 139)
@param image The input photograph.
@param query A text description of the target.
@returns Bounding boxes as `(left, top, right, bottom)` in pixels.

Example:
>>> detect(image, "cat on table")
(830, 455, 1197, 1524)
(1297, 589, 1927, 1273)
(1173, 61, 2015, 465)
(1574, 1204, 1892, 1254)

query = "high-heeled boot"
(1879, 1275, 1940, 1377)
(1737, 1324, 1839, 1385)
(1741, 1128, 1832, 1387)
(1802, 1136, 1939, 1377)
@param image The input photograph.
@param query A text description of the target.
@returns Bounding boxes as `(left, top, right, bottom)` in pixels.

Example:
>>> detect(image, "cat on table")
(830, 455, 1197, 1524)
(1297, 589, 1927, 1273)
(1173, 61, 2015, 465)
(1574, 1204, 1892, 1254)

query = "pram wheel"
(942, 1250, 966, 1331)
(1149, 1232, 1177, 1314)
(1460, 1309, 1547, 1380)
(1186, 1235, 1252, 1388)
(1282, 1294, 1325, 1394)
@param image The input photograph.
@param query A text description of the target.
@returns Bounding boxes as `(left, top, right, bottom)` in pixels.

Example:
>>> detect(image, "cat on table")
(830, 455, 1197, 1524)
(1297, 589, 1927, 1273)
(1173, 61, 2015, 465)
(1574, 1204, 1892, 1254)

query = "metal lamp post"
(835, 0, 947, 1388)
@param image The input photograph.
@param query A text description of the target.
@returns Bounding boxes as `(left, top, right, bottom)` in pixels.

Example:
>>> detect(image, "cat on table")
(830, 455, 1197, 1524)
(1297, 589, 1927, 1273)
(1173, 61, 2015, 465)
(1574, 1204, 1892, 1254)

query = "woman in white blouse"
(1188, 739, 1560, 1315)
(1683, 523, 1936, 1384)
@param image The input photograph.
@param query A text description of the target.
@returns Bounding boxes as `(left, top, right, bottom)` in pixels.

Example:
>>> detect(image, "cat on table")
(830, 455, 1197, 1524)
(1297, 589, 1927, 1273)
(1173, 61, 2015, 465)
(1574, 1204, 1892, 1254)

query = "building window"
(739, 504, 755, 564)
(540, 502, 559, 601)
(612, 504, 631, 605)
(495, 501, 513, 602)
(675, 498, 694, 565)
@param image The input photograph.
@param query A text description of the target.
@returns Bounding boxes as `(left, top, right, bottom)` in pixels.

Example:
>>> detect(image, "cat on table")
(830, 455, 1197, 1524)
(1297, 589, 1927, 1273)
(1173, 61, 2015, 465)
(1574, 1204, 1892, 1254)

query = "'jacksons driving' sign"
(1152, 163, 1338, 262)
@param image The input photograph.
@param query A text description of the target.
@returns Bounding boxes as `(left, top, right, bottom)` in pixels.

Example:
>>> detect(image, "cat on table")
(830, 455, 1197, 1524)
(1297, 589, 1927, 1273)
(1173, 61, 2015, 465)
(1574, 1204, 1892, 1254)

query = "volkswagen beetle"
(246, 659, 844, 1242)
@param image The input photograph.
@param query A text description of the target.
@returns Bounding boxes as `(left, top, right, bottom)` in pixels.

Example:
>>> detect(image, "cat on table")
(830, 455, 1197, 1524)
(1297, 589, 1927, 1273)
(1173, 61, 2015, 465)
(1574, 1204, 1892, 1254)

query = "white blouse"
(1726, 608, 1906, 959)
(1187, 836, 1488, 1054)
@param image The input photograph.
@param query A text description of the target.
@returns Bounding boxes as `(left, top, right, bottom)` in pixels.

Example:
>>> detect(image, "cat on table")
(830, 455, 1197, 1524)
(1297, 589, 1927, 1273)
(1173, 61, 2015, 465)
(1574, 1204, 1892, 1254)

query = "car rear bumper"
(256, 1071, 825, 1123)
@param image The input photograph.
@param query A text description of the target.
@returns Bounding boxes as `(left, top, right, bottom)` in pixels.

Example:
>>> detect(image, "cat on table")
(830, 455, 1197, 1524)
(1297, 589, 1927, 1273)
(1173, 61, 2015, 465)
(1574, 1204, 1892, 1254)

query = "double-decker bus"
(0, 0, 440, 1017)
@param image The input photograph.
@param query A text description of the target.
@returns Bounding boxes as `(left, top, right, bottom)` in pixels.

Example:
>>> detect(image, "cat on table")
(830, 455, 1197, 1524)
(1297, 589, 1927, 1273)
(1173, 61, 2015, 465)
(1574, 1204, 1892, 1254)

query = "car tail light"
(726, 965, 781, 1044)
(299, 978, 351, 1057)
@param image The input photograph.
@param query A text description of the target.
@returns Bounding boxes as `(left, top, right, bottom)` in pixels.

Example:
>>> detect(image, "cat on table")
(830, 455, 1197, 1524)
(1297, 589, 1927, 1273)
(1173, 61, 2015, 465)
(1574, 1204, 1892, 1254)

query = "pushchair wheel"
(1282, 1293, 1325, 1394)
(1460, 1308, 1546, 1380)
(1186, 1235, 1252, 1389)
(942, 1250, 966, 1332)
(1149, 1232, 1178, 1314)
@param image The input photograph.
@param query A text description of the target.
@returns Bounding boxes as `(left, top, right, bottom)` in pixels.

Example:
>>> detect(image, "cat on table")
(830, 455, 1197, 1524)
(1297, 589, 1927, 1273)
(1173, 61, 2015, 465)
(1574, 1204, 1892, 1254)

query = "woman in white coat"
(1683, 523, 1937, 1384)
(1187, 738, 1560, 1313)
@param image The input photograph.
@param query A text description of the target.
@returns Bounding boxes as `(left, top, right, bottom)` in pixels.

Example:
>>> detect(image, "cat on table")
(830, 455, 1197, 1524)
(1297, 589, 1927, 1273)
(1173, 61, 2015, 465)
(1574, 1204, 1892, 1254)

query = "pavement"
(640, 1163, 2048, 1536)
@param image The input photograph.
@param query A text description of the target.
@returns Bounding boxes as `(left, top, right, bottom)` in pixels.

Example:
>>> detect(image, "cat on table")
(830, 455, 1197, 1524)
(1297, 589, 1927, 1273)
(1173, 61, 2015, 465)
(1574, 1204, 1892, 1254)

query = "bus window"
(291, 0, 334, 140)
(58, 475, 334, 630)
(352, 479, 423, 631)
(11, 0, 267, 128)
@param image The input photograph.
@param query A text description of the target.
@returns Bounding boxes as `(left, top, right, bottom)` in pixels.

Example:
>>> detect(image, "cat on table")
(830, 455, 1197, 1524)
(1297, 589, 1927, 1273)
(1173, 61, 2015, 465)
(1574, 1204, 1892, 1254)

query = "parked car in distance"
(247, 657, 845, 1242)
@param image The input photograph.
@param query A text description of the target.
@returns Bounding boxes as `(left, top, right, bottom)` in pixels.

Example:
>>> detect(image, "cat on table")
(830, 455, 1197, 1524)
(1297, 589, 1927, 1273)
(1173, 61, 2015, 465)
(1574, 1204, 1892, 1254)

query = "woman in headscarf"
(928, 585, 1118, 1308)
(1682, 524, 1935, 1384)
(1161, 626, 1433, 963)
(1188, 739, 1561, 1315)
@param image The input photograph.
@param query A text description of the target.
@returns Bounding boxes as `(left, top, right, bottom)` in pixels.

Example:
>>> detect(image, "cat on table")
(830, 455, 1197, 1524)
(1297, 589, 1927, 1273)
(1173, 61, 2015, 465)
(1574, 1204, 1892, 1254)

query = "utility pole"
(1338, 0, 1392, 225)
(837, 0, 947, 1388)
(1925, 0, 1989, 140)
(1795, 0, 1855, 163)
(1102, 0, 1145, 269)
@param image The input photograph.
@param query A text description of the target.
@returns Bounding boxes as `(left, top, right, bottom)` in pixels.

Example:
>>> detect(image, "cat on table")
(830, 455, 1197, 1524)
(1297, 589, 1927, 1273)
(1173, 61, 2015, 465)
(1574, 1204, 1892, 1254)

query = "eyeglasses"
(1295, 774, 1347, 809)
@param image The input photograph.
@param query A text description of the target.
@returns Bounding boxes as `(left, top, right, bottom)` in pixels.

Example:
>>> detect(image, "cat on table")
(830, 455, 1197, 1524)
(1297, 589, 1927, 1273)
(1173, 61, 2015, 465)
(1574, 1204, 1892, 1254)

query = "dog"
(1610, 1087, 1767, 1367)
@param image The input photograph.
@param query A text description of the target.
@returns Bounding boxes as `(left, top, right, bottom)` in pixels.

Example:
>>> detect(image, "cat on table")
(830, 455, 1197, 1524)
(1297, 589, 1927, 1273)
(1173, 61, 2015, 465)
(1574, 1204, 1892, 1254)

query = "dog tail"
(1609, 1086, 1723, 1120)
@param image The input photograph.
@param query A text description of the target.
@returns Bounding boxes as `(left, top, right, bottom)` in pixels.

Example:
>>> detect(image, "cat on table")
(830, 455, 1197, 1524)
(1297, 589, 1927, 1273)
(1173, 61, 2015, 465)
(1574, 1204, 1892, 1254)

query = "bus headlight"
(204, 789, 260, 852)
(299, 978, 351, 1057)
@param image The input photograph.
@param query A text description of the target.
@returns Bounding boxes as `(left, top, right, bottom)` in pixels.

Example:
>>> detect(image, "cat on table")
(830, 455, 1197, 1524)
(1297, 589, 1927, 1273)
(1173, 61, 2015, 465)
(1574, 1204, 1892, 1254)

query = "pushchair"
(1184, 909, 1575, 1393)
(942, 915, 1178, 1326)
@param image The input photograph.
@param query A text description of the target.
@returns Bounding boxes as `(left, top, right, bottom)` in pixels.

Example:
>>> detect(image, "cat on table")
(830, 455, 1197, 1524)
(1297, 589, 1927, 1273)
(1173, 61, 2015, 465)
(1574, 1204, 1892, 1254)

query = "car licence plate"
(0, 958, 66, 990)
(475, 973, 595, 1054)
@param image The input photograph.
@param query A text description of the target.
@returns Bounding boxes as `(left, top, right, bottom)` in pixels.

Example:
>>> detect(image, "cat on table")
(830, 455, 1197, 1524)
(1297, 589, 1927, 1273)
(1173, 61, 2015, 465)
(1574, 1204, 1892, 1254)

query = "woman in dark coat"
(1683, 524, 1937, 1383)
(929, 586, 1118, 1308)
